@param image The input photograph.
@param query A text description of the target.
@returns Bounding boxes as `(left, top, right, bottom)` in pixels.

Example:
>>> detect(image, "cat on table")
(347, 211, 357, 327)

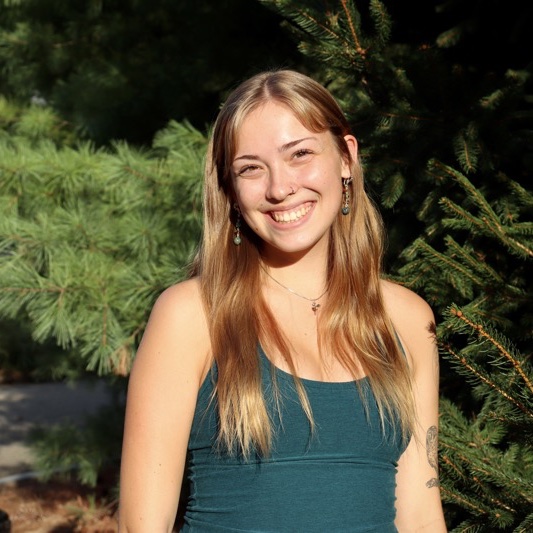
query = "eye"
(292, 149, 313, 159)
(236, 164, 261, 177)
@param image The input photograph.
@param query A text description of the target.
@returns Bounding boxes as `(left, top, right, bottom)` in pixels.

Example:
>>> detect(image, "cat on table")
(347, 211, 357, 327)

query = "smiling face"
(231, 101, 357, 262)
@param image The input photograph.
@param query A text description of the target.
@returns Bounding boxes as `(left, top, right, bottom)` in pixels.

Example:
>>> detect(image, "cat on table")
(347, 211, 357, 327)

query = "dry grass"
(0, 476, 117, 533)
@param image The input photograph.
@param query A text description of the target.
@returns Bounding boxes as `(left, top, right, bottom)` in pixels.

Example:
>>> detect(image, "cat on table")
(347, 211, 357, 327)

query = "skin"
(118, 102, 447, 532)
(382, 281, 447, 532)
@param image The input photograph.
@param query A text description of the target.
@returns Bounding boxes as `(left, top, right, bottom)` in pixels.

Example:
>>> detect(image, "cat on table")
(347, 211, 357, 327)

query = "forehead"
(234, 102, 326, 150)
(240, 101, 305, 128)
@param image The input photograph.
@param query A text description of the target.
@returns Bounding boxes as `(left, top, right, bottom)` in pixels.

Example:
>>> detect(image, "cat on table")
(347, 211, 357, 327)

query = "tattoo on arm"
(425, 425, 440, 488)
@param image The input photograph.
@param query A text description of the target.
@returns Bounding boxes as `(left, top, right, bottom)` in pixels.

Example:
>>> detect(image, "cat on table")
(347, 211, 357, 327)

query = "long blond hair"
(191, 69, 414, 458)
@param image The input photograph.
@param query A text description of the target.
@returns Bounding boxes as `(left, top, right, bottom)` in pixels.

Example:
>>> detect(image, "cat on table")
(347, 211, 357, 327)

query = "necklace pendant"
(311, 301, 320, 313)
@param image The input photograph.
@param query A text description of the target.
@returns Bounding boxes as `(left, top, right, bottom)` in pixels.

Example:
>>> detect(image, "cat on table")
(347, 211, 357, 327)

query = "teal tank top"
(181, 347, 407, 532)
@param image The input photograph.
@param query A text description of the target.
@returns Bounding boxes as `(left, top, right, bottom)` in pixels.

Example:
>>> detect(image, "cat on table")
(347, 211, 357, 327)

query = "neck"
(260, 251, 328, 299)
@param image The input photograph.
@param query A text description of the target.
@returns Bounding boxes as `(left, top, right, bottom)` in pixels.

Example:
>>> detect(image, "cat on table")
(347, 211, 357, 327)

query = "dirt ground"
(0, 476, 118, 532)
(0, 378, 118, 531)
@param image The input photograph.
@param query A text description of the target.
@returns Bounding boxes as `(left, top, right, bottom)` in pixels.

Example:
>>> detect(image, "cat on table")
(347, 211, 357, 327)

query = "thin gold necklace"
(261, 266, 327, 314)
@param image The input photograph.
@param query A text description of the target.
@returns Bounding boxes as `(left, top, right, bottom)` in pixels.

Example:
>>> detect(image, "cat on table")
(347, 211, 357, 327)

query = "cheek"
(234, 181, 264, 209)
(310, 157, 344, 183)
(314, 164, 343, 193)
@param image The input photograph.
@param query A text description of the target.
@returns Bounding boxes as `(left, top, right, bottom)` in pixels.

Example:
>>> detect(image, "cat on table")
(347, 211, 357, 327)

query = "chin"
(262, 236, 328, 258)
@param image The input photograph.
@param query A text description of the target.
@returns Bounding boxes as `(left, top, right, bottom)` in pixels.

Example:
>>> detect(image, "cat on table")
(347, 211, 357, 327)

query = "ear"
(341, 135, 358, 178)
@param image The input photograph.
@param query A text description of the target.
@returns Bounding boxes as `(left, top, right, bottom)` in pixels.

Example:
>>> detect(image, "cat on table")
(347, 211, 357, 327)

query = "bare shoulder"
(151, 277, 206, 323)
(380, 279, 437, 371)
(132, 277, 211, 387)
(147, 278, 209, 341)
(381, 279, 435, 326)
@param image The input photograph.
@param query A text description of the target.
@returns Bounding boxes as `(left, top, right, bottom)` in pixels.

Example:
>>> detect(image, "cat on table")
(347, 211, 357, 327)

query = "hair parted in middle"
(190, 69, 415, 459)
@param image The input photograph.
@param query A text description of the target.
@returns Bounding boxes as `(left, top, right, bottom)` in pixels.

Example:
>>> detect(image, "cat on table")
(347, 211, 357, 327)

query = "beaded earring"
(233, 203, 242, 245)
(341, 177, 353, 215)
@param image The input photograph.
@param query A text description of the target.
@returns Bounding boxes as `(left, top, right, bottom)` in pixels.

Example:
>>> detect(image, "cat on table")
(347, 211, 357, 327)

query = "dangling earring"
(342, 177, 353, 215)
(233, 203, 242, 245)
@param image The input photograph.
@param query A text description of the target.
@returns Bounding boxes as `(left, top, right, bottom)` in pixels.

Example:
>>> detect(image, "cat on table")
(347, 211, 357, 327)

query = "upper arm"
(118, 279, 210, 532)
(382, 281, 447, 532)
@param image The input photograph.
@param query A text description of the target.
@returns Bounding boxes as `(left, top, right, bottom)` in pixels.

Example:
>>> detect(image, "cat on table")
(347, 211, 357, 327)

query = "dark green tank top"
(182, 347, 407, 532)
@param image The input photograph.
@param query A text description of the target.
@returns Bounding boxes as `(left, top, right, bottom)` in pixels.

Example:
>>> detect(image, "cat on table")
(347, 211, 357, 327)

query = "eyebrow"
(233, 136, 318, 163)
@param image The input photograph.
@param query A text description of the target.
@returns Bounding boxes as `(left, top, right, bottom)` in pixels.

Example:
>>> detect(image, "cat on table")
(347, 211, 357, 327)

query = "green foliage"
(29, 397, 125, 487)
(410, 166, 533, 526)
(438, 311, 533, 531)
(0, 95, 75, 146)
(0, 0, 303, 144)
(0, 102, 206, 375)
(0, 318, 85, 381)
(399, 164, 531, 325)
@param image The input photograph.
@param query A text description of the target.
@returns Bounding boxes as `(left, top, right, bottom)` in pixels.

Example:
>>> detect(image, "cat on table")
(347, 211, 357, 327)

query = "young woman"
(119, 70, 447, 532)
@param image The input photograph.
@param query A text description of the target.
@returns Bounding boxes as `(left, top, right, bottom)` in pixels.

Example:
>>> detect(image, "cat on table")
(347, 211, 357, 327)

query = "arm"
(382, 281, 447, 532)
(118, 279, 210, 532)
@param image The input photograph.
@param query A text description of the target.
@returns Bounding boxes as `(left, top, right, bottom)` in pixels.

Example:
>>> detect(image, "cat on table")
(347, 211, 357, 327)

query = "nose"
(265, 164, 297, 201)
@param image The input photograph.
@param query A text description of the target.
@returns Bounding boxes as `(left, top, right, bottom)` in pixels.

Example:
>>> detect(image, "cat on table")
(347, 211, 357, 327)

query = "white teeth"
(272, 205, 311, 223)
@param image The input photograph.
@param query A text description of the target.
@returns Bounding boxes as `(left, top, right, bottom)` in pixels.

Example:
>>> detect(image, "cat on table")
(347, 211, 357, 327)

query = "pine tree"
(0, 101, 206, 376)
(259, 0, 533, 530)
(0, 98, 209, 483)
(0, 0, 303, 145)
(399, 166, 533, 530)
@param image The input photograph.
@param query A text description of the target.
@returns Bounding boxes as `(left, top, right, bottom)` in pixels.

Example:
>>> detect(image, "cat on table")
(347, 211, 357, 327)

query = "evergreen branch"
(432, 161, 533, 258)
(450, 308, 533, 397)
(439, 197, 486, 232)
(507, 177, 533, 208)
(506, 221, 533, 237)
(439, 488, 486, 518)
(516, 513, 533, 532)
(453, 124, 480, 174)
(340, 0, 365, 56)
(102, 301, 108, 350)
(457, 296, 523, 332)
(264, 1, 343, 43)
(442, 441, 533, 507)
(295, 9, 355, 67)
(441, 446, 493, 495)
(0, 286, 65, 294)
(441, 197, 533, 259)
(260, 1, 366, 72)
(368, 0, 391, 47)
(441, 340, 533, 419)
(381, 171, 404, 208)
(442, 440, 532, 509)
(380, 111, 431, 123)
(480, 215, 533, 258)
(396, 260, 436, 291)
(439, 460, 488, 514)
(443, 236, 510, 290)
(431, 161, 499, 223)
(435, 26, 462, 49)
(441, 449, 466, 480)
(439, 198, 485, 236)
(409, 238, 484, 291)
(450, 524, 483, 533)
(123, 164, 152, 184)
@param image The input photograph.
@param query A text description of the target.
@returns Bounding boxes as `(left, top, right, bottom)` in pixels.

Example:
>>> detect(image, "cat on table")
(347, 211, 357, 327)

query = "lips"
(270, 203, 312, 223)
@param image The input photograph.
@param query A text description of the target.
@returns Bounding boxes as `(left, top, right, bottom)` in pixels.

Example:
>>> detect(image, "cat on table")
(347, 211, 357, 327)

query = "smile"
(270, 204, 312, 223)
